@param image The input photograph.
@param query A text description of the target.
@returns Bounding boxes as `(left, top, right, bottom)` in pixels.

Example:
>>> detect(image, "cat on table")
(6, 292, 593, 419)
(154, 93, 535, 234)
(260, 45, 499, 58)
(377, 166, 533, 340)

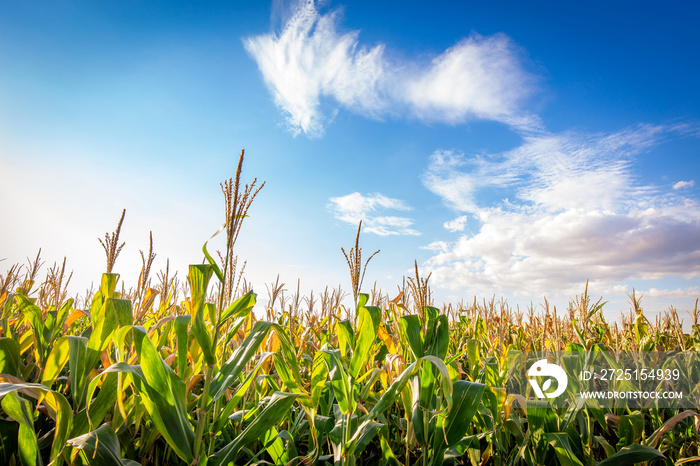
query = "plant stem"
(194, 364, 214, 463)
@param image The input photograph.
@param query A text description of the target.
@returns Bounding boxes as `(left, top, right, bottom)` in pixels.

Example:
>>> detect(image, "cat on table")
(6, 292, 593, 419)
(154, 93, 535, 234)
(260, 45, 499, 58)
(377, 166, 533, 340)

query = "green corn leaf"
(594, 444, 667, 466)
(219, 312, 252, 350)
(440, 380, 485, 446)
(337, 320, 354, 357)
(419, 355, 453, 410)
(444, 435, 480, 465)
(0, 337, 20, 377)
(174, 315, 191, 378)
(261, 427, 293, 466)
(1, 392, 40, 466)
(323, 349, 355, 415)
(617, 412, 644, 448)
(84, 296, 131, 392)
(40, 336, 69, 388)
(356, 293, 369, 310)
(345, 420, 383, 458)
(210, 321, 304, 403)
(311, 349, 329, 408)
(273, 352, 303, 392)
(209, 392, 299, 466)
(68, 424, 141, 466)
(52, 298, 73, 341)
(587, 405, 609, 434)
(15, 294, 48, 367)
(131, 327, 194, 462)
(380, 436, 402, 466)
(427, 380, 485, 466)
(0, 381, 73, 466)
(211, 352, 276, 435)
(411, 355, 455, 447)
(328, 413, 354, 459)
(210, 320, 274, 402)
(465, 339, 480, 373)
(398, 315, 423, 360)
(526, 399, 555, 435)
(93, 360, 195, 463)
(98, 273, 119, 299)
(82, 274, 120, 372)
(202, 238, 225, 282)
(109, 298, 133, 328)
(544, 432, 585, 466)
(269, 322, 305, 392)
(366, 360, 419, 420)
(425, 306, 439, 336)
(426, 314, 449, 360)
(349, 304, 381, 379)
(218, 290, 256, 326)
(73, 371, 118, 437)
(67, 336, 89, 410)
(206, 302, 217, 332)
(594, 436, 616, 460)
(188, 265, 216, 366)
(90, 324, 195, 463)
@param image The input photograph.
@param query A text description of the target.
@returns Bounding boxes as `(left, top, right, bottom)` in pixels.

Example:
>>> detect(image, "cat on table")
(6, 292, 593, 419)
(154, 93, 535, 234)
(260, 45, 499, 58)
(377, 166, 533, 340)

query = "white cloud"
(328, 192, 420, 236)
(421, 125, 700, 297)
(421, 241, 450, 253)
(404, 35, 539, 130)
(641, 287, 700, 299)
(423, 149, 519, 213)
(673, 180, 695, 190)
(443, 215, 468, 232)
(244, 0, 387, 136)
(245, 0, 536, 136)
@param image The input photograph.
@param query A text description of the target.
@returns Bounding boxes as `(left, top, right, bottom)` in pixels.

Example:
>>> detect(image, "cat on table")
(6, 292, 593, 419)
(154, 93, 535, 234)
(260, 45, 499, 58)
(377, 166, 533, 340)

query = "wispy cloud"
(673, 180, 695, 190)
(245, 0, 536, 136)
(640, 287, 700, 299)
(403, 35, 538, 130)
(421, 125, 700, 297)
(244, 0, 387, 136)
(443, 215, 468, 232)
(328, 192, 420, 236)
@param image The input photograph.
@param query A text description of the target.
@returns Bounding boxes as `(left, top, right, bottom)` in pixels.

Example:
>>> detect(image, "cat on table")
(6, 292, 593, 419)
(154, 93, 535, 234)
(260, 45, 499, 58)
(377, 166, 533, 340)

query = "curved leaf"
(68, 424, 140, 466)
(441, 380, 485, 446)
(398, 315, 423, 360)
(595, 444, 667, 466)
(0, 381, 73, 465)
(349, 305, 381, 379)
(1, 392, 39, 466)
(188, 265, 215, 365)
(40, 336, 69, 388)
(92, 326, 196, 463)
(209, 392, 299, 466)
(219, 291, 256, 326)
(0, 338, 20, 377)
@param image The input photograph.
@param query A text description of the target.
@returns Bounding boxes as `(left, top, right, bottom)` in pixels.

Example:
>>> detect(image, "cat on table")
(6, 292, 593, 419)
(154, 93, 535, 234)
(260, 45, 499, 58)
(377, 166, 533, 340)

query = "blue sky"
(1, 0, 699, 323)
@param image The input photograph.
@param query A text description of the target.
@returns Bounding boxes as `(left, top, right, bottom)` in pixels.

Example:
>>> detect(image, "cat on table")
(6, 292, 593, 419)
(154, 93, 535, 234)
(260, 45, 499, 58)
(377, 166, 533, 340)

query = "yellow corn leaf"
(64, 309, 89, 330)
(100, 349, 113, 369)
(377, 324, 397, 354)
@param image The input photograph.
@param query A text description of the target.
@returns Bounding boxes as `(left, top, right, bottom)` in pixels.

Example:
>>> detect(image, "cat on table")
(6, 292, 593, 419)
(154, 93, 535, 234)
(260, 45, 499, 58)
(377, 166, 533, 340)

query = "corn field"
(1, 151, 699, 466)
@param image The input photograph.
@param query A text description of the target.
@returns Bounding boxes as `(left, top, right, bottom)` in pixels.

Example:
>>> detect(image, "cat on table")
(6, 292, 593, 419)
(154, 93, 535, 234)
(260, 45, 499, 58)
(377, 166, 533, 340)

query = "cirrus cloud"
(245, 0, 538, 136)
(328, 192, 420, 236)
(673, 180, 695, 190)
(443, 215, 468, 232)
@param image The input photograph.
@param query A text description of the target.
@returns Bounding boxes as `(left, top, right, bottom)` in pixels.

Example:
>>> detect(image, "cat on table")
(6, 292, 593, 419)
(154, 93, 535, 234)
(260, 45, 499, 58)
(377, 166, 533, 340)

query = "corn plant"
(1, 150, 699, 465)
